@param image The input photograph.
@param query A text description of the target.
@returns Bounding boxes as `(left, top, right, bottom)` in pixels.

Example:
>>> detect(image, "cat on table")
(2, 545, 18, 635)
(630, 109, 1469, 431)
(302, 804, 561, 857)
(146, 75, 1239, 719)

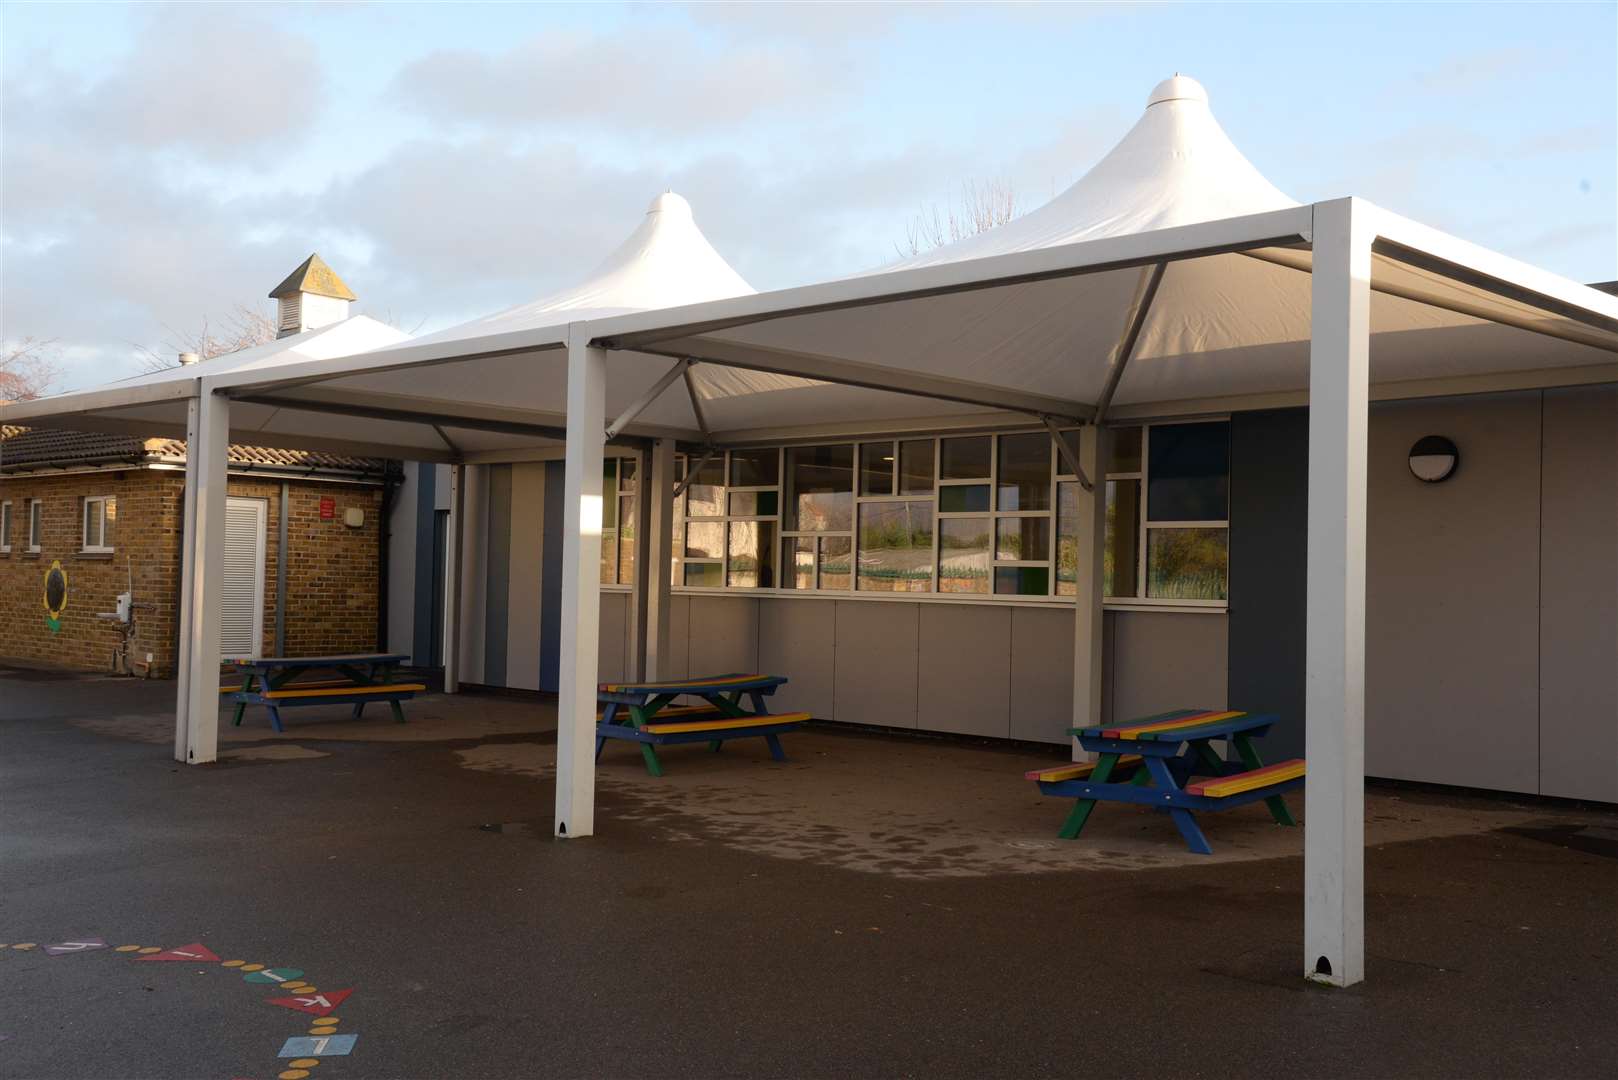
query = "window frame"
(26, 497, 44, 553)
(0, 499, 11, 554)
(82, 494, 115, 554)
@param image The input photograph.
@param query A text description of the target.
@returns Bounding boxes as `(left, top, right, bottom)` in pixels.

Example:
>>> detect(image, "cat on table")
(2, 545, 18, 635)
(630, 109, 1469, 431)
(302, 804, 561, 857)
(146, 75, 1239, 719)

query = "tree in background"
(898, 179, 1020, 257)
(0, 338, 62, 402)
(135, 304, 278, 372)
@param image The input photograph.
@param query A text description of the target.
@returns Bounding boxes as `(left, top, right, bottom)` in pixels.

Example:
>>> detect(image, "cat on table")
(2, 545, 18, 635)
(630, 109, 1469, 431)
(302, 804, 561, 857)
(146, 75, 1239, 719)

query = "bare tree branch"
(135, 304, 279, 373)
(0, 337, 62, 402)
(897, 178, 1021, 258)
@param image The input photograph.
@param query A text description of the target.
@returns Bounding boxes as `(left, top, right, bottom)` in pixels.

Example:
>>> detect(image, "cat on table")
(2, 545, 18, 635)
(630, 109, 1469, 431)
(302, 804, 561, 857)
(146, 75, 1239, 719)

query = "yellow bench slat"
(262, 683, 425, 700)
(1186, 759, 1306, 798)
(1024, 754, 1143, 783)
(640, 712, 811, 736)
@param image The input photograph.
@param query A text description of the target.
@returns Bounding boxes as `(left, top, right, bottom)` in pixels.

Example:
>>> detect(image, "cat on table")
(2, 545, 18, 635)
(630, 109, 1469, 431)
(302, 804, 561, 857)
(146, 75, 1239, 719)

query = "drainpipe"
(274, 483, 289, 656)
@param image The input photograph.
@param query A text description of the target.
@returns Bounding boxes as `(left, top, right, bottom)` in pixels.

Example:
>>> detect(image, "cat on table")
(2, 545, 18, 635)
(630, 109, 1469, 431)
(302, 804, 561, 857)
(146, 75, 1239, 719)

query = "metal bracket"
(671, 445, 718, 500)
(605, 358, 690, 440)
(1041, 415, 1092, 493)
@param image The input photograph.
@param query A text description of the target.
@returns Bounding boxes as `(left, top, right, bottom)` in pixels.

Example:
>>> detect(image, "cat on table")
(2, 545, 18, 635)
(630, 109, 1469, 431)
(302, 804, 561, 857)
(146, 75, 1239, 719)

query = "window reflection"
(1146, 527, 1227, 600)
(784, 444, 853, 531)
(727, 521, 775, 588)
(997, 432, 1050, 511)
(938, 518, 991, 593)
(857, 501, 933, 592)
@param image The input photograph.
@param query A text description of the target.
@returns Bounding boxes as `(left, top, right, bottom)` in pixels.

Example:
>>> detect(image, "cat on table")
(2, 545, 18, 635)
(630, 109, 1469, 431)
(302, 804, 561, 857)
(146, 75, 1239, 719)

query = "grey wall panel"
(834, 600, 919, 729)
(539, 460, 564, 693)
(666, 594, 691, 680)
(459, 465, 489, 686)
(1366, 393, 1541, 794)
(1109, 611, 1228, 722)
(1102, 612, 1117, 726)
(482, 465, 512, 688)
(1227, 408, 1309, 758)
(758, 598, 836, 718)
(918, 604, 1012, 737)
(504, 463, 545, 691)
(1539, 386, 1618, 802)
(597, 592, 628, 685)
(387, 461, 422, 661)
(686, 596, 759, 675)
(1011, 606, 1076, 743)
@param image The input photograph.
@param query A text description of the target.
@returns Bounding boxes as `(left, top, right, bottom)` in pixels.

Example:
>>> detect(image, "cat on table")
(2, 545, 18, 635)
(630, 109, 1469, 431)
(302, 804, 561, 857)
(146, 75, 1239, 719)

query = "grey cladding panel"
(1109, 611, 1227, 723)
(759, 599, 836, 718)
(666, 594, 691, 679)
(1538, 386, 1618, 802)
(917, 604, 1011, 737)
(687, 596, 759, 675)
(834, 601, 919, 728)
(597, 593, 628, 685)
(1011, 606, 1076, 744)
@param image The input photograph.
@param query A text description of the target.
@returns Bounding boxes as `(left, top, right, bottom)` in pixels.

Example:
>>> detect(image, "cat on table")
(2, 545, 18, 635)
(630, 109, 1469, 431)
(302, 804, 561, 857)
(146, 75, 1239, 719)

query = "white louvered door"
(221, 497, 267, 659)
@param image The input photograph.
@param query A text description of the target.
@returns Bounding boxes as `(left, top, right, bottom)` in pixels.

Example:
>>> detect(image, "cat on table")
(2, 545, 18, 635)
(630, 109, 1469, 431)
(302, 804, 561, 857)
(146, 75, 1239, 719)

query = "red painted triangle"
(136, 942, 221, 963)
(266, 987, 352, 1017)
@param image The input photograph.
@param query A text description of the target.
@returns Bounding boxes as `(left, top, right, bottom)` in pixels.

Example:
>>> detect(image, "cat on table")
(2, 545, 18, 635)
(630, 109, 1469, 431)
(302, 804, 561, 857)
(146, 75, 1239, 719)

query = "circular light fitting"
(1409, 435, 1458, 483)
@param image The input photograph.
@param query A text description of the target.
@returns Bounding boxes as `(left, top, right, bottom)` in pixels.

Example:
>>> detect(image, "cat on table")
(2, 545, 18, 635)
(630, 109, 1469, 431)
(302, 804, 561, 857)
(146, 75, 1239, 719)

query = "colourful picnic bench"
(1025, 708, 1304, 854)
(596, 673, 808, 777)
(224, 653, 423, 733)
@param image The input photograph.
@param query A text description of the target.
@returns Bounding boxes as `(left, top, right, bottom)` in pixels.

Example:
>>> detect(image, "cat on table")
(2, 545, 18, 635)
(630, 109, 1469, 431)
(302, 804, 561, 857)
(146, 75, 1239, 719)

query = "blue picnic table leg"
(1143, 755, 1214, 855)
(352, 702, 366, 720)
(764, 733, 786, 762)
(267, 706, 284, 734)
(1057, 752, 1120, 840)
(231, 672, 253, 726)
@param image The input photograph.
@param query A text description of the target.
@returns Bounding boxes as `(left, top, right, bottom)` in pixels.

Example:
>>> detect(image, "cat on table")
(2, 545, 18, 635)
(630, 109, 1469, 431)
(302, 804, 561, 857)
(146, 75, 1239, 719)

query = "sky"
(2, 0, 1614, 393)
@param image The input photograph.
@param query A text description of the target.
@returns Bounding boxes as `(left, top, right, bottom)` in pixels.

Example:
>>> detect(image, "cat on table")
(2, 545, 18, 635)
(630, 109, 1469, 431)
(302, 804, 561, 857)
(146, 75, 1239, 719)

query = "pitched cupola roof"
(267, 253, 358, 301)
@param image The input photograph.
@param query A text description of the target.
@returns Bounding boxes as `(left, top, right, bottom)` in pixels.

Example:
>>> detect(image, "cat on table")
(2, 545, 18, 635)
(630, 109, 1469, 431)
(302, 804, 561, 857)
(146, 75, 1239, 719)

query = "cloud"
(389, 23, 855, 136)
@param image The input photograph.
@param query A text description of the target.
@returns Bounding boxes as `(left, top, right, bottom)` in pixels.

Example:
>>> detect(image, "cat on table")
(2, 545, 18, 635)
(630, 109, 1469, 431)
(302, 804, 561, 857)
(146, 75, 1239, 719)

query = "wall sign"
(319, 497, 336, 520)
(42, 561, 68, 633)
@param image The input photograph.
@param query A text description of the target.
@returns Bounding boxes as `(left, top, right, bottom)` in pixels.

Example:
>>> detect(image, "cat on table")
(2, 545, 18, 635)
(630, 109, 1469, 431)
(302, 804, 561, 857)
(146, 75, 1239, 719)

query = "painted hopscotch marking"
(279, 1033, 357, 1058)
(46, 937, 108, 957)
(244, 967, 303, 985)
(137, 942, 221, 963)
(267, 988, 352, 1017)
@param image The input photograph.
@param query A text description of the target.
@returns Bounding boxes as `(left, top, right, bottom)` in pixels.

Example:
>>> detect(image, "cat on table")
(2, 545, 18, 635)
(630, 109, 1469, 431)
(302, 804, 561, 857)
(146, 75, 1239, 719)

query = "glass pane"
(996, 566, 1049, 595)
(729, 448, 778, 487)
(938, 484, 989, 513)
(1147, 422, 1229, 521)
(103, 498, 114, 547)
(859, 441, 895, 496)
(727, 521, 775, 588)
(684, 561, 722, 587)
(995, 517, 1049, 562)
(1147, 527, 1228, 600)
(819, 535, 852, 590)
(940, 435, 991, 479)
(84, 501, 94, 547)
(619, 457, 637, 491)
(857, 501, 933, 593)
(899, 439, 935, 494)
(728, 491, 778, 517)
(600, 530, 618, 584)
(1107, 479, 1140, 598)
(1056, 483, 1078, 596)
(784, 444, 853, 532)
(785, 537, 815, 589)
(1111, 427, 1143, 473)
(618, 496, 636, 584)
(997, 432, 1051, 511)
(602, 459, 618, 526)
(684, 521, 724, 559)
(938, 518, 991, 594)
(686, 456, 725, 517)
(674, 455, 686, 482)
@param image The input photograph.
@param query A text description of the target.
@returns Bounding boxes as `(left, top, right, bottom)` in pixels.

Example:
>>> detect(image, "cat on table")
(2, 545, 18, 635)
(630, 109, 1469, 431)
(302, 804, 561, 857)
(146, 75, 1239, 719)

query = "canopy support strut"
(1093, 262, 1167, 426)
(1041, 415, 1092, 492)
(605, 358, 691, 440)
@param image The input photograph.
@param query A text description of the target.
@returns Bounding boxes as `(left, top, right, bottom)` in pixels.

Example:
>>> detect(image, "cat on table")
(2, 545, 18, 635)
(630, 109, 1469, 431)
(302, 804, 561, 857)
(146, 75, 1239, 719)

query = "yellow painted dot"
(222, 959, 246, 968)
(309, 1026, 336, 1035)
(289, 1059, 321, 1068)
(240, 963, 265, 972)
(115, 945, 142, 953)
(13, 943, 37, 950)
(296, 985, 317, 993)
(137, 946, 161, 954)
(278, 1071, 311, 1080)
(317, 1016, 340, 1024)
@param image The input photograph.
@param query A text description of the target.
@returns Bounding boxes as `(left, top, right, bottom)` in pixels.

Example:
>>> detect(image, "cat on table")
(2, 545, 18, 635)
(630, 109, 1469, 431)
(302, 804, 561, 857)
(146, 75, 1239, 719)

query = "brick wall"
(0, 469, 383, 676)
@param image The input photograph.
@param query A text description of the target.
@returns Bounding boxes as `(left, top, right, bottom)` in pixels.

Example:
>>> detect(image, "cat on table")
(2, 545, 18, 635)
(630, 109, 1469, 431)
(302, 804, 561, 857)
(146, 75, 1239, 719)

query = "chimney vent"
(178, 352, 200, 366)
(267, 253, 358, 338)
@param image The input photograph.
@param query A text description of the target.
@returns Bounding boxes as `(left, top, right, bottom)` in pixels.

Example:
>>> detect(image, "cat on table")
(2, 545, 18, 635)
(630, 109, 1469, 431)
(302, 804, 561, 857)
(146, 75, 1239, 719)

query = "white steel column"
(1071, 425, 1109, 758)
(442, 464, 463, 694)
(179, 389, 229, 765)
(643, 438, 676, 680)
(626, 450, 649, 682)
(173, 396, 200, 762)
(1305, 197, 1371, 987)
(555, 332, 607, 838)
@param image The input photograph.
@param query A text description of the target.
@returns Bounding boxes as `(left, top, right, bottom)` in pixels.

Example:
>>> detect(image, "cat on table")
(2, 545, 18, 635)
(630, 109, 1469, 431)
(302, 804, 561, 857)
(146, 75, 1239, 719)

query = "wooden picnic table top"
(597, 673, 787, 698)
(1071, 708, 1276, 745)
(232, 653, 409, 670)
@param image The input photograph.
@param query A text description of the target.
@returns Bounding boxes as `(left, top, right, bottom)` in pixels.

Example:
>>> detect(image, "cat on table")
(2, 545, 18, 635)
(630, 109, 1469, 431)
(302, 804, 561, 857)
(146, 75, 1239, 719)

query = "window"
(600, 457, 638, 585)
(82, 495, 115, 553)
(27, 498, 44, 552)
(0, 500, 11, 553)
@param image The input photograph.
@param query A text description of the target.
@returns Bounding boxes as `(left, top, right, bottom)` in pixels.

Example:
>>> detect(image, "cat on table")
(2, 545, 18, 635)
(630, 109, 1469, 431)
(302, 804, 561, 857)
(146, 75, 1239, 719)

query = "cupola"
(267, 253, 358, 338)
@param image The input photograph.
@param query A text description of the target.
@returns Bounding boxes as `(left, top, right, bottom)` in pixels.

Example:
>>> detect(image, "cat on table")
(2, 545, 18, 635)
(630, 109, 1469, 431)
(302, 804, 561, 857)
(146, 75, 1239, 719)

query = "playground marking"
(279, 1033, 357, 1058)
(268, 988, 352, 1017)
(138, 942, 220, 963)
(46, 938, 107, 956)
(245, 967, 304, 985)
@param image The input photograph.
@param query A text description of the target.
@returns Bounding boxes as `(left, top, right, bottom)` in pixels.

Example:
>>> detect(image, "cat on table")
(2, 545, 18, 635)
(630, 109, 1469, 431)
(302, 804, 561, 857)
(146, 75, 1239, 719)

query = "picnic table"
(1024, 708, 1304, 854)
(225, 653, 423, 733)
(596, 673, 809, 777)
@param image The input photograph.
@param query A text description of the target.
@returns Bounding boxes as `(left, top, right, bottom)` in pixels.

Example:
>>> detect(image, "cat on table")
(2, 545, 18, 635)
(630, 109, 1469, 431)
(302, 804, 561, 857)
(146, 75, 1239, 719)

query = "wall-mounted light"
(1409, 435, 1459, 483)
